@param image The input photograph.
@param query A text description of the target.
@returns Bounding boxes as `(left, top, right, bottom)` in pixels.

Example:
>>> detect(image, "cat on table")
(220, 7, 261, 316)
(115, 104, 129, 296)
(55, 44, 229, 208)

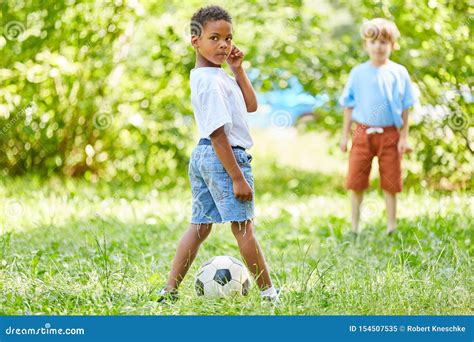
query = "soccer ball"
(195, 255, 251, 297)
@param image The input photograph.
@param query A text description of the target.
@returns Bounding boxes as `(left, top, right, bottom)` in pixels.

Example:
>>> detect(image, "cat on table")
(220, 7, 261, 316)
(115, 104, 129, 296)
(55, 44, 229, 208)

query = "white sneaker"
(261, 288, 281, 304)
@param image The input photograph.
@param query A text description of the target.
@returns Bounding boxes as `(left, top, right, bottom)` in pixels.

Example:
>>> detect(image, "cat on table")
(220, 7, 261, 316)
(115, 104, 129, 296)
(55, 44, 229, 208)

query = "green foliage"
(239, 0, 473, 190)
(1, 1, 132, 177)
(0, 0, 472, 189)
(0, 1, 192, 186)
(332, 0, 473, 190)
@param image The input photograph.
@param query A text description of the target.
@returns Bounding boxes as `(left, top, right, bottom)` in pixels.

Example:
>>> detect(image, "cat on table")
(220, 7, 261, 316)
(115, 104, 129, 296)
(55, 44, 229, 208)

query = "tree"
(1, 0, 472, 190)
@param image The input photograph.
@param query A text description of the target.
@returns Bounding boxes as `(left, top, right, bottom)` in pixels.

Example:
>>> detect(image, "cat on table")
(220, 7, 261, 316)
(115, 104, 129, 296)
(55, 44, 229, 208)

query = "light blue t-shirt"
(338, 60, 416, 128)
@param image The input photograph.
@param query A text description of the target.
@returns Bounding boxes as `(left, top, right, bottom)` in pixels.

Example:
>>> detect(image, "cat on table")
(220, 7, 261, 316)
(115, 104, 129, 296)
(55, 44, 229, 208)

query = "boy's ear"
(191, 34, 200, 48)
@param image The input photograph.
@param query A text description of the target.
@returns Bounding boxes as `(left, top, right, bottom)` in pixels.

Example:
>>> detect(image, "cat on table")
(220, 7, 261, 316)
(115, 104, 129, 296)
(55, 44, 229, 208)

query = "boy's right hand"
(232, 177, 253, 201)
(340, 136, 349, 153)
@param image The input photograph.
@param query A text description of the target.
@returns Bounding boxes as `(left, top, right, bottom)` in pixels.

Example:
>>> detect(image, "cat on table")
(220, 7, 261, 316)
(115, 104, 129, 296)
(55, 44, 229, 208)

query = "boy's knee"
(231, 220, 254, 239)
(190, 223, 212, 240)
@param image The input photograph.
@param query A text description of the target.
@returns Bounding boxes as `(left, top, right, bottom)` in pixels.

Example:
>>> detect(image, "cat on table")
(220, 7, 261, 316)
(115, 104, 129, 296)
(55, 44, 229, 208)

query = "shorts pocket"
(384, 130, 400, 148)
(352, 130, 365, 146)
(202, 160, 227, 173)
(244, 171, 254, 192)
(236, 151, 252, 166)
(209, 174, 231, 201)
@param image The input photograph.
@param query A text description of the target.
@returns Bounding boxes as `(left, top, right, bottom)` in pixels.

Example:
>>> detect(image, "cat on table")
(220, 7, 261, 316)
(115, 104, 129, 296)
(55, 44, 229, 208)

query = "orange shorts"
(346, 124, 402, 193)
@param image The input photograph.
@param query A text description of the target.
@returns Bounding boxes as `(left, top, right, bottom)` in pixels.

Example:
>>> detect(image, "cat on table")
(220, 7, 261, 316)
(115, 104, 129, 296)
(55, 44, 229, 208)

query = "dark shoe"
(156, 287, 178, 304)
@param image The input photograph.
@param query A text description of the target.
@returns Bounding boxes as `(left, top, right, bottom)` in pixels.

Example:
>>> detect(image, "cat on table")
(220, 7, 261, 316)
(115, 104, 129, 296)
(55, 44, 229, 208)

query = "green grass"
(0, 130, 472, 315)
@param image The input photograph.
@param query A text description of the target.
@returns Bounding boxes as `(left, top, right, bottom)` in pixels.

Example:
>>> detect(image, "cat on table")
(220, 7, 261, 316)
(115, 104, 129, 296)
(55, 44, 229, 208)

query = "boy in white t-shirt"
(158, 5, 279, 303)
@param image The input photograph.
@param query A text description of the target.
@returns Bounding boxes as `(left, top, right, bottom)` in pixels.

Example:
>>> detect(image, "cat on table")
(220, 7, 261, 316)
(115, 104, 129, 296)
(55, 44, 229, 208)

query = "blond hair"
(360, 18, 400, 49)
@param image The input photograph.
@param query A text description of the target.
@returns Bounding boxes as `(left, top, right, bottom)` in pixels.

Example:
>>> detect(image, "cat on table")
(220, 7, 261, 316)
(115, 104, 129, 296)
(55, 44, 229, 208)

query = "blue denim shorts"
(189, 145, 254, 224)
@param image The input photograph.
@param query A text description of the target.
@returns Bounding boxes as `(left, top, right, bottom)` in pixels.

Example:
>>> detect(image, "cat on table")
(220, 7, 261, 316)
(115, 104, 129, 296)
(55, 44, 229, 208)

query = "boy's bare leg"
(165, 223, 212, 290)
(383, 190, 397, 234)
(351, 190, 364, 233)
(231, 220, 273, 290)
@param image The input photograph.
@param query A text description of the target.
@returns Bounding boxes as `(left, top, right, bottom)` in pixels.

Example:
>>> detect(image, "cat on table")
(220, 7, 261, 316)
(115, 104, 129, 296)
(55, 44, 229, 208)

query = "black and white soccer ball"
(195, 256, 251, 297)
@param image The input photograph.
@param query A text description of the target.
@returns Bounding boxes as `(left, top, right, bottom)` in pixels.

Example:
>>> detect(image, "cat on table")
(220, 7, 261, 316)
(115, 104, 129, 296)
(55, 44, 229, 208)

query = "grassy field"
(0, 130, 472, 315)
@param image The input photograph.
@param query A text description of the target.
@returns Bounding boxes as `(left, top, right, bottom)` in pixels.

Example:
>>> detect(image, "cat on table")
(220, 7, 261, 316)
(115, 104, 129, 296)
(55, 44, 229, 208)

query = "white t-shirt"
(190, 67, 254, 149)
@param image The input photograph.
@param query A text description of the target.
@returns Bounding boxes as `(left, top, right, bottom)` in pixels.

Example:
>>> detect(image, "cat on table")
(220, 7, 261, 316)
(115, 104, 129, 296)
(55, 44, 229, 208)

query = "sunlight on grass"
(250, 128, 346, 175)
(0, 130, 472, 315)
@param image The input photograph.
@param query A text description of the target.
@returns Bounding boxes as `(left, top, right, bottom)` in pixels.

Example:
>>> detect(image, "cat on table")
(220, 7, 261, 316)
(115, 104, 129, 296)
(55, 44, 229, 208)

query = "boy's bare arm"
(227, 45, 257, 112)
(398, 109, 413, 154)
(340, 107, 353, 152)
(232, 66, 258, 112)
(399, 109, 409, 138)
(210, 126, 253, 201)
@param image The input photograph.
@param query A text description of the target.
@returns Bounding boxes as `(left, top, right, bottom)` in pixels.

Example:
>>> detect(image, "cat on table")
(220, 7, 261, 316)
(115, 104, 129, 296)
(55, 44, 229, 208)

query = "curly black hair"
(190, 5, 232, 37)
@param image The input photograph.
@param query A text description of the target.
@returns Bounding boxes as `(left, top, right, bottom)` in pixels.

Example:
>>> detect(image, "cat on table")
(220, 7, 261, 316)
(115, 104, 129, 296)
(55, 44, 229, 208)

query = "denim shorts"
(188, 145, 254, 224)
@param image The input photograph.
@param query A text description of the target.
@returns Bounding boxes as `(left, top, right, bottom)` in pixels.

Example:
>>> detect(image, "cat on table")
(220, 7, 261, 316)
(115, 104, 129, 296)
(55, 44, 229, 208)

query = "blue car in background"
(246, 72, 329, 128)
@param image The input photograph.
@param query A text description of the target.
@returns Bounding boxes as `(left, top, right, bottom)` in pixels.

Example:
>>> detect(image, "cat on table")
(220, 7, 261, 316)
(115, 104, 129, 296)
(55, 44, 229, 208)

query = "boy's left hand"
(397, 137, 413, 154)
(227, 45, 244, 72)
